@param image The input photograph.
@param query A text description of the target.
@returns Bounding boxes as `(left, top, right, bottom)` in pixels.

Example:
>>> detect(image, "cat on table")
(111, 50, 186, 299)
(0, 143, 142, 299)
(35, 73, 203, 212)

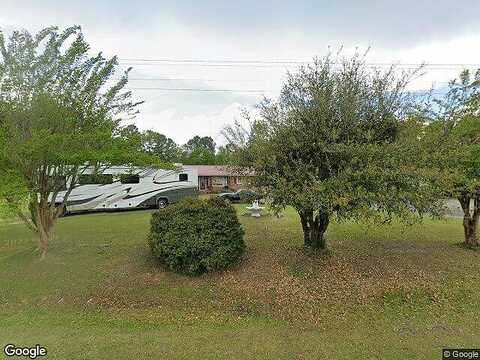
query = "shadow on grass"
(452, 242, 480, 251)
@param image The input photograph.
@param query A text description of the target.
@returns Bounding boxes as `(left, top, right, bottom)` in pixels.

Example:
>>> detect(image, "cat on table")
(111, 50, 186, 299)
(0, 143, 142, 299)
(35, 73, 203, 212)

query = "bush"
(148, 197, 245, 275)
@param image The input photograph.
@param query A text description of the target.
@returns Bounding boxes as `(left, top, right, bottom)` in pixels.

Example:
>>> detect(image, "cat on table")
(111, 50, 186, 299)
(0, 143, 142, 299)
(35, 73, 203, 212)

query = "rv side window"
(120, 174, 140, 184)
(179, 173, 188, 182)
(79, 174, 113, 185)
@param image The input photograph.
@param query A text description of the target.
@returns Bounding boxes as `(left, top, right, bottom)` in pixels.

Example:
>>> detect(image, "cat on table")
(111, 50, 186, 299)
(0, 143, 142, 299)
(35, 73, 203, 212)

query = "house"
(183, 165, 252, 193)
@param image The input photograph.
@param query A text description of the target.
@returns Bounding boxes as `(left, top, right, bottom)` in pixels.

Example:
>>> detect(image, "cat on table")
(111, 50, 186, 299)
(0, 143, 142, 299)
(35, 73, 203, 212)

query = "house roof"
(183, 165, 252, 177)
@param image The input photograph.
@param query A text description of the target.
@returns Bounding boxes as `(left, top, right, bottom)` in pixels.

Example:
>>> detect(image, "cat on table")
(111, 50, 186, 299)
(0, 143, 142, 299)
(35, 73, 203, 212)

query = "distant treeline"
(120, 125, 233, 165)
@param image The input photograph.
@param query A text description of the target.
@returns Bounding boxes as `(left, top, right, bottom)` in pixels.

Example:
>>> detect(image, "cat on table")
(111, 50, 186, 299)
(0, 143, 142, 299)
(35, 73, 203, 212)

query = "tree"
(181, 135, 216, 164)
(142, 130, 180, 162)
(226, 55, 441, 250)
(419, 70, 480, 247)
(215, 144, 235, 165)
(185, 135, 216, 153)
(0, 26, 157, 258)
(120, 124, 142, 142)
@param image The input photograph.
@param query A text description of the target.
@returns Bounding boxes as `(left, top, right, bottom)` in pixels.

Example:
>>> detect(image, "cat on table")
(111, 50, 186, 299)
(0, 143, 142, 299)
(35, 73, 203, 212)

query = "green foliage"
(0, 26, 162, 255)
(78, 174, 113, 185)
(0, 26, 149, 189)
(181, 135, 217, 164)
(185, 135, 216, 153)
(149, 197, 245, 275)
(0, 169, 30, 218)
(214, 144, 235, 165)
(256, 57, 441, 220)
(415, 69, 480, 245)
(142, 130, 180, 162)
(225, 55, 443, 248)
(115, 128, 239, 165)
(420, 70, 480, 195)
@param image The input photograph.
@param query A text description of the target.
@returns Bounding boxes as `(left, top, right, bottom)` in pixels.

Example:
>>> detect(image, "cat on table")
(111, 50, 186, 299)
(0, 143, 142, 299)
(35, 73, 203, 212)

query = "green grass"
(0, 207, 479, 359)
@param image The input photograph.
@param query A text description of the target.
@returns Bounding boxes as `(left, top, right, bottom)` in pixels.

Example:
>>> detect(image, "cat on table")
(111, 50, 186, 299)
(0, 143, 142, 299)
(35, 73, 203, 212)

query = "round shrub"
(148, 197, 245, 275)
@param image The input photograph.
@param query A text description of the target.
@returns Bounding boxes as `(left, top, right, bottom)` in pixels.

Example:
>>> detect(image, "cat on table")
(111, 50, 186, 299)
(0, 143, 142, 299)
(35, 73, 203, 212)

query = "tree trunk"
(38, 228, 50, 260)
(20, 165, 75, 259)
(463, 217, 478, 247)
(459, 195, 479, 247)
(299, 209, 330, 249)
(33, 198, 55, 260)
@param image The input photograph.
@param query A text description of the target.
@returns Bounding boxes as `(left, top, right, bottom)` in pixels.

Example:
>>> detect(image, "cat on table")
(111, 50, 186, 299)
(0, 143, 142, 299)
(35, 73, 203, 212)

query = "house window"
(120, 174, 140, 184)
(179, 173, 188, 182)
(212, 177, 227, 187)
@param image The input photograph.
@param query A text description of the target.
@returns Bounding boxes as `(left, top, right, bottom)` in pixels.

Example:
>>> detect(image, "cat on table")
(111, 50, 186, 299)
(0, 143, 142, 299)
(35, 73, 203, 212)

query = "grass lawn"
(0, 207, 479, 359)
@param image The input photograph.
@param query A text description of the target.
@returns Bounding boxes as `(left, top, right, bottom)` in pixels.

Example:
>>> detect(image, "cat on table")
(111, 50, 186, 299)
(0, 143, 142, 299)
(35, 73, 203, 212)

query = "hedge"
(148, 197, 245, 275)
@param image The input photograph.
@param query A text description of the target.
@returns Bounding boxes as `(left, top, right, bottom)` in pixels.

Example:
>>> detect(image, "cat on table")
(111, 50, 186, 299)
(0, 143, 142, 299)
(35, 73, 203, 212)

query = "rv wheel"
(157, 199, 168, 209)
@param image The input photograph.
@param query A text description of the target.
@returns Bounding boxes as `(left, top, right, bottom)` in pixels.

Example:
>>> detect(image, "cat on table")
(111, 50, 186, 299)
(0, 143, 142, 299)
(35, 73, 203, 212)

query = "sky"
(1, 0, 480, 145)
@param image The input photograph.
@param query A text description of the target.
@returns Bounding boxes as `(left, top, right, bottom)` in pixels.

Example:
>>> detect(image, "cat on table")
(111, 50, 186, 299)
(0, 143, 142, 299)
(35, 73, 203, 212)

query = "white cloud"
(2, 1, 480, 143)
(134, 102, 250, 145)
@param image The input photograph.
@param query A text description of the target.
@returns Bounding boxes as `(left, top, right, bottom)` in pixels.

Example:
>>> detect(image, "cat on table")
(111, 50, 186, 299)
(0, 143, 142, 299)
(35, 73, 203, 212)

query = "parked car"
(218, 189, 259, 203)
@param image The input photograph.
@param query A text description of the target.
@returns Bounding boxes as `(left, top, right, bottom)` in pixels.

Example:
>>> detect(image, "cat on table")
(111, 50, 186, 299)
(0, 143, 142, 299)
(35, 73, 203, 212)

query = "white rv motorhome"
(55, 166, 198, 214)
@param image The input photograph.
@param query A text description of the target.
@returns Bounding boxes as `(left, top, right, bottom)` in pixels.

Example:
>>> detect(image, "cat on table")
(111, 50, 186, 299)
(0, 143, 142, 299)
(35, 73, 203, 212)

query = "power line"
(120, 58, 308, 64)
(118, 77, 268, 82)
(119, 58, 480, 67)
(120, 63, 306, 68)
(118, 58, 480, 69)
(126, 87, 271, 93)
(113, 77, 451, 86)
(119, 63, 478, 71)
(126, 87, 449, 94)
(113, 58, 466, 94)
